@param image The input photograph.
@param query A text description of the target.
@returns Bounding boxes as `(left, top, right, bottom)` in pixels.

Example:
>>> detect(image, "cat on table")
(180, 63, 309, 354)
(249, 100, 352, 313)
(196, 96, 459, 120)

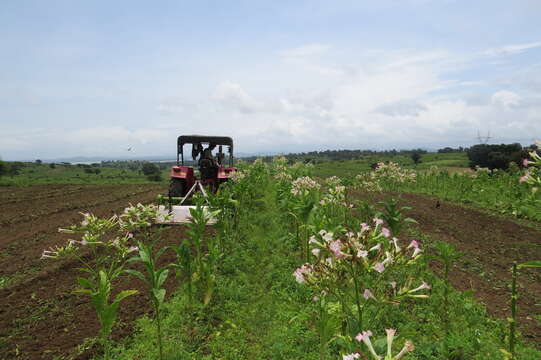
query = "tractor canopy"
(177, 135, 234, 166)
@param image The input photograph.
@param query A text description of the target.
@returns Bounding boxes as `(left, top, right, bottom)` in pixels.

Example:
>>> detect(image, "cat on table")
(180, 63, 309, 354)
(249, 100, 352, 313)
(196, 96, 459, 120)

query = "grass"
(0, 163, 168, 186)
(311, 153, 469, 178)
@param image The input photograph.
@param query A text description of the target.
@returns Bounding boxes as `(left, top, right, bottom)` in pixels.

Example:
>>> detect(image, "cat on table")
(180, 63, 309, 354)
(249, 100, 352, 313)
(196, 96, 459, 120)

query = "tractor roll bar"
(177, 135, 234, 166)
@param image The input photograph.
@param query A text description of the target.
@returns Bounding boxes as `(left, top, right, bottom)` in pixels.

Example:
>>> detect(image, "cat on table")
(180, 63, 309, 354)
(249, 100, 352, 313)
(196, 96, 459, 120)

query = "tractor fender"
(170, 166, 194, 180)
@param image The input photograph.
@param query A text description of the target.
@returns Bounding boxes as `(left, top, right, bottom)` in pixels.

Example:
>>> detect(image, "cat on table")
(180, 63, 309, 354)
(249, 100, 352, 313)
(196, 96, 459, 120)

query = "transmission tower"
(476, 130, 492, 144)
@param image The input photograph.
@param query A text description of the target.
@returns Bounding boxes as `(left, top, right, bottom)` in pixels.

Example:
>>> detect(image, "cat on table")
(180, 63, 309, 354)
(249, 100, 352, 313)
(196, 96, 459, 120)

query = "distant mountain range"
(39, 152, 277, 164)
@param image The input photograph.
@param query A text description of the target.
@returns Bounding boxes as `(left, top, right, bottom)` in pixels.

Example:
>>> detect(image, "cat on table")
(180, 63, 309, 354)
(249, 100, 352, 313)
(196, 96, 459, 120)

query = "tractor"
(168, 135, 236, 197)
(156, 135, 236, 224)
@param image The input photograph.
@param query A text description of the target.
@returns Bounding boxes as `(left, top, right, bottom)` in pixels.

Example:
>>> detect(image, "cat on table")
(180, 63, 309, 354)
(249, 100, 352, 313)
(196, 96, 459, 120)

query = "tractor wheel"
(169, 178, 185, 197)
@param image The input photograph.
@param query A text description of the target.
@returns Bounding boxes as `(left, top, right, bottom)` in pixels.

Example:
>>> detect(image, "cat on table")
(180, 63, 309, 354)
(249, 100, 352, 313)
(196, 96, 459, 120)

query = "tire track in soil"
(350, 190, 541, 348)
(0, 184, 194, 360)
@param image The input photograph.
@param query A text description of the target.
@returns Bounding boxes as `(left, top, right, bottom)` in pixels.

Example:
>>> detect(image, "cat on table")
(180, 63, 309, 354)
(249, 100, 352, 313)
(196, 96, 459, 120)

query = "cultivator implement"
(156, 180, 217, 225)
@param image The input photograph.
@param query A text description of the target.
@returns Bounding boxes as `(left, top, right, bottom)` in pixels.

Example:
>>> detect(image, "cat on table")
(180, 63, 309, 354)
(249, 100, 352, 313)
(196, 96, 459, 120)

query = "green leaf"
(518, 260, 541, 269)
(152, 288, 166, 305)
(124, 269, 148, 284)
(76, 276, 94, 290)
(156, 268, 169, 288)
(113, 289, 138, 304)
(73, 288, 93, 295)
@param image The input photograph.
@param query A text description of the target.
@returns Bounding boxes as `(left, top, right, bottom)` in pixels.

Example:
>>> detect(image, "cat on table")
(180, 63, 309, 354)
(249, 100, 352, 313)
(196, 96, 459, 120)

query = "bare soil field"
(0, 184, 192, 360)
(351, 190, 541, 347)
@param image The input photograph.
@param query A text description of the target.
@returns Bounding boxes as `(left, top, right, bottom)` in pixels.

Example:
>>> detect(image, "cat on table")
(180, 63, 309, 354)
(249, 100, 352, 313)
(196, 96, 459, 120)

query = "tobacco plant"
(126, 241, 170, 360)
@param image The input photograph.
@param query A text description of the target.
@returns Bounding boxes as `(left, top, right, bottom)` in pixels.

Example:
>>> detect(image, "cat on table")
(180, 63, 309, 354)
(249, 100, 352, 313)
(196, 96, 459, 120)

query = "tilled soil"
(0, 184, 193, 360)
(350, 190, 541, 347)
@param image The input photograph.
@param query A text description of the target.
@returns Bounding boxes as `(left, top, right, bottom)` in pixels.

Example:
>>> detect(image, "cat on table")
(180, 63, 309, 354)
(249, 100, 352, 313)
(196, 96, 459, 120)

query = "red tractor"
(168, 135, 236, 199)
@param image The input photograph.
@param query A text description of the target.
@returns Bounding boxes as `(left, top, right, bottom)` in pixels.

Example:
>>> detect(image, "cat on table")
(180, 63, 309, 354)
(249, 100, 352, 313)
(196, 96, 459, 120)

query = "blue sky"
(1, 0, 540, 160)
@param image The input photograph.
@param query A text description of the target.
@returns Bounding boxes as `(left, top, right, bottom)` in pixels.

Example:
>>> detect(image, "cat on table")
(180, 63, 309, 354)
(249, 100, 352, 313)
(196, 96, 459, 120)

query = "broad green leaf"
(152, 288, 166, 304)
(156, 268, 169, 288)
(124, 269, 148, 284)
(77, 276, 94, 290)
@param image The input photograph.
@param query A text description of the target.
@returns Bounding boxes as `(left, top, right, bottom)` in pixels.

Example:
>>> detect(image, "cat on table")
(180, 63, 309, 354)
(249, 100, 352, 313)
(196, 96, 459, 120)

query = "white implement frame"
(156, 180, 217, 225)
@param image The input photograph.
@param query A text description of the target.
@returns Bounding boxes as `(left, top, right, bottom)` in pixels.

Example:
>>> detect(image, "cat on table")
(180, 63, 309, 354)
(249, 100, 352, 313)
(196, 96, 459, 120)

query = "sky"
(1, 0, 541, 160)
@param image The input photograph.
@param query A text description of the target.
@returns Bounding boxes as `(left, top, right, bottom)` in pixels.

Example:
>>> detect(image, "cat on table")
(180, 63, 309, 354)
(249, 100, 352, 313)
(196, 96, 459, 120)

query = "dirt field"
(351, 190, 541, 348)
(1, 185, 540, 359)
(0, 184, 191, 360)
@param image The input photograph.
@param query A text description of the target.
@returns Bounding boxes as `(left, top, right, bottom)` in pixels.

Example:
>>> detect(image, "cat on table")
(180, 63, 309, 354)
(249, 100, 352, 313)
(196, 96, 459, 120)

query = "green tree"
(410, 151, 422, 166)
(0, 159, 7, 177)
(141, 162, 160, 176)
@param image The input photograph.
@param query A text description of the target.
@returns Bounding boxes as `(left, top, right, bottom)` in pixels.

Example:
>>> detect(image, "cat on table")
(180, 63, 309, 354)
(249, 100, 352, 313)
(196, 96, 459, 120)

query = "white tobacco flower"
(322, 232, 334, 243)
(386, 328, 396, 358)
(343, 353, 360, 360)
(357, 250, 368, 258)
(369, 243, 381, 252)
(363, 289, 376, 300)
(391, 237, 401, 252)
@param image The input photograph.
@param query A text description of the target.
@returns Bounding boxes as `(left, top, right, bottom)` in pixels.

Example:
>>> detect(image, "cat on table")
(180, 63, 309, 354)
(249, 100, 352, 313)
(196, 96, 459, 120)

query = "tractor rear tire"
(169, 178, 185, 197)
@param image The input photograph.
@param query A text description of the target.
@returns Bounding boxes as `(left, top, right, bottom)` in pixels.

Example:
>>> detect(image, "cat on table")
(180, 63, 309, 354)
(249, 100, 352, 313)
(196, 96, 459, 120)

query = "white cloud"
(484, 41, 541, 57)
(212, 81, 264, 114)
(491, 90, 521, 110)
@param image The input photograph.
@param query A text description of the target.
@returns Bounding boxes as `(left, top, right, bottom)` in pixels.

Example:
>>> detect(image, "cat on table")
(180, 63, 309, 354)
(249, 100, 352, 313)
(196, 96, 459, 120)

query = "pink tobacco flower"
(381, 227, 391, 238)
(311, 248, 320, 257)
(329, 240, 348, 259)
(410, 281, 431, 293)
(519, 172, 530, 183)
(363, 289, 376, 300)
(407, 240, 419, 249)
(395, 340, 415, 359)
(360, 223, 370, 233)
(523, 158, 529, 167)
(373, 262, 385, 273)
(293, 264, 313, 283)
(355, 330, 372, 342)
(373, 218, 384, 226)
(355, 330, 379, 359)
